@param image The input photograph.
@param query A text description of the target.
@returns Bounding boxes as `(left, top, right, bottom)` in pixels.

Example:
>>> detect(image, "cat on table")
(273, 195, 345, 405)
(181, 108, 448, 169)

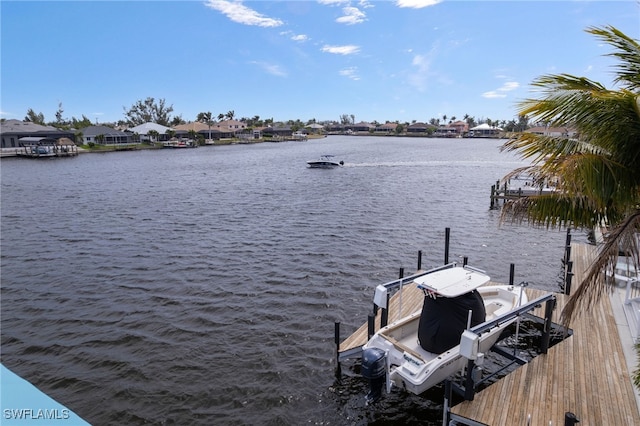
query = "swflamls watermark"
(3, 408, 71, 420)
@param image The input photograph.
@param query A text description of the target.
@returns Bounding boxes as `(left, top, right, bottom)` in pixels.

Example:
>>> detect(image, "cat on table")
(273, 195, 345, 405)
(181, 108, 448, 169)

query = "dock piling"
(380, 293, 389, 328)
(367, 314, 375, 340)
(509, 263, 515, 286)
(334, 322, 342, 378)
(540, 297, 556, 354)
(444, 227, 450, 265)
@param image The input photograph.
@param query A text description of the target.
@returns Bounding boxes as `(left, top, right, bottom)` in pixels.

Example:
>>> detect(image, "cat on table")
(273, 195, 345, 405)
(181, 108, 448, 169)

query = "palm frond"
(587, 25, 640, 90)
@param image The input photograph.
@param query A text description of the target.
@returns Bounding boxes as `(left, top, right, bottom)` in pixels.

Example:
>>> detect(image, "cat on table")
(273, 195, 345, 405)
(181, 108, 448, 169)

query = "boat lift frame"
(443, 292, 561, 426)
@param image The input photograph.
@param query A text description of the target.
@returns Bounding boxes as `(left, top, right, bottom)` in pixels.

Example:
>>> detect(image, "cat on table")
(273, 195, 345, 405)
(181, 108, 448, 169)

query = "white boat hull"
(363, 285, 527, 396)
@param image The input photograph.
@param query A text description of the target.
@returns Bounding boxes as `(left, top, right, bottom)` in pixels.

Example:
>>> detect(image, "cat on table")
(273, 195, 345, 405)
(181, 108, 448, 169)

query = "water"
(1, 136, 571, 425)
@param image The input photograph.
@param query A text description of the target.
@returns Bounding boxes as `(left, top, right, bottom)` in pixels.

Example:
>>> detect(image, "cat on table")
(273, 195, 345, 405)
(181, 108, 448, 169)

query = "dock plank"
(452, 242, 640, 425)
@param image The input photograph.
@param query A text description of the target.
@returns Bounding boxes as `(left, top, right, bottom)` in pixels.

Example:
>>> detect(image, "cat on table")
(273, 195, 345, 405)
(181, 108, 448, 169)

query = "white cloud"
(407, 53, 432, 92)
(339, 67, 360, 80)
(250, 61, 288, 77)
(321, 44, 360, 55)
(279, 31, 309, 42)
(336, 6, 366, 25)
(396, 0, 442, 9)
(482, 91, 505, 99)
(500, 81, 519, 91)
(482, 81, 519, 99)
(318, 0, 350, 5)
(205, 0, 283, 27)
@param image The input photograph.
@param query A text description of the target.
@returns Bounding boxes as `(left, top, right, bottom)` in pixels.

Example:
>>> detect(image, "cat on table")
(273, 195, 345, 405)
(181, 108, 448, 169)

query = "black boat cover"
(417, 290, 486, 353)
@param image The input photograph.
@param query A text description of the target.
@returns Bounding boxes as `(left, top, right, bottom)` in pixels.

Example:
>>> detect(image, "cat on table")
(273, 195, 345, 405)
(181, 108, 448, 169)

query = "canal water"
(1, 136, 573, 425)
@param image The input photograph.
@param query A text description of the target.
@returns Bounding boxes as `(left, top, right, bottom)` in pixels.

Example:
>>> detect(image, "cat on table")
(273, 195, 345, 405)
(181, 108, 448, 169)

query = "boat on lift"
(361, 263, 528, 402)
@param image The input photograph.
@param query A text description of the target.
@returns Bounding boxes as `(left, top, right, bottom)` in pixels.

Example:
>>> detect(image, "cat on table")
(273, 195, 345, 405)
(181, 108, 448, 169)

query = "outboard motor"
(361, 347, 386, 404)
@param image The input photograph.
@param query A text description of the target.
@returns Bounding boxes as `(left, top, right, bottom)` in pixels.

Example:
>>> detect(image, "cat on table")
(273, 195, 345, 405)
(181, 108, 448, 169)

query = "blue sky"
(2, 1, 638, 125)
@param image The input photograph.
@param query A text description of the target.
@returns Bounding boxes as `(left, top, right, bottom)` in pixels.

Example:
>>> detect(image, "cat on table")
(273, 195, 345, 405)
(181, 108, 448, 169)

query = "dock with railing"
(449, 241, 640, 425)
(334, 228, 640, 425)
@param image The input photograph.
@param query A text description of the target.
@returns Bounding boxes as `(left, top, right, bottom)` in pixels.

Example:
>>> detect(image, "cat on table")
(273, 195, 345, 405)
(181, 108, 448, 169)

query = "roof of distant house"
(127, 122, 171, 134)
(1, 119, 66, 133)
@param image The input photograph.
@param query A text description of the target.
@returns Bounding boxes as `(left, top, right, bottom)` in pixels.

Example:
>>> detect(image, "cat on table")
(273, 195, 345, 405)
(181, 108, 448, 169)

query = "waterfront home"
(406, 122, 434, 134)
(0, 119, 76, 148)
(127, 122, 172, 142)
(375, 122, 398, 134)
(81, 125, 136, 145)
(526, 126, 578, 138)
(469, 123, 502, 137)
(173, 122, 218, 142)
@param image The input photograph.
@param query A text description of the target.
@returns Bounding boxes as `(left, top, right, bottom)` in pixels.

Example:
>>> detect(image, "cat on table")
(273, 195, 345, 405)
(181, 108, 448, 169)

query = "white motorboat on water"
(306, 155, 344, 168)
(361, 263, 528, 402)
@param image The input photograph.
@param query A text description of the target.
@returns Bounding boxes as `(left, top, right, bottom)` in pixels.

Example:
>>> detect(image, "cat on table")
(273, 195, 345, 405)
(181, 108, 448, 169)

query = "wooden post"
(380, 292, 391, 328)
(380, 293, 389, 328)
(565, 262, 574, 295)
(443, 380, 452, 425)
(490, 184, 495, 208)
(444, 227, 450, 265)
(367, 314, 375, 340)
(563, 229, 572, 265)
(417, 250, 422, 271)
(464, 359, 476, 401)
(541, 297, 556, 354)
(509, 263, 515, 286)
(334, 322, 342, 378)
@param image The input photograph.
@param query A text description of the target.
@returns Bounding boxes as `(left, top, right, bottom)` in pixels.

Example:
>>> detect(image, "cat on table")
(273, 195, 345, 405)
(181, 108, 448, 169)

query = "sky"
(1, 1, 639, 125)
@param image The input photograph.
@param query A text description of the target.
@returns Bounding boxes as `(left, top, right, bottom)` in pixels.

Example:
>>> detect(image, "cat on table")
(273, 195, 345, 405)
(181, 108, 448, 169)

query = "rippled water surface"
(1, 136, 571, 425)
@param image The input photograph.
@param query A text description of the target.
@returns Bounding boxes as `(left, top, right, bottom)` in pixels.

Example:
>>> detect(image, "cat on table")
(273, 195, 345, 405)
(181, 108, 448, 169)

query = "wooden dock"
(339, 243, 640, 425)
(450, 242, 640, 425)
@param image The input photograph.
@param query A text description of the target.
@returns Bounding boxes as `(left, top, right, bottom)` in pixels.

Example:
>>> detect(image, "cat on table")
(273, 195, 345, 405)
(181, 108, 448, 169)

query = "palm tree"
(499, 25, 640, 326)
(198, 111, 213, 141)
(147, 130, 159, 143)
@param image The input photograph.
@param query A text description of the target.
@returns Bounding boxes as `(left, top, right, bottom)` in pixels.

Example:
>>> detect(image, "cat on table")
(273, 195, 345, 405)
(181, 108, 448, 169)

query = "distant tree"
(55, 102, 64, 124)
(24, 108, 45, 124)
(71, 115, 93, 129)
(166, 129, 176, 139)
(442, 114, 447, 123)
(503, 119, 518, 132)
(340, 114, 353, 125)
(123, 97, 174, 126)
(170, 115, 185, 126)
(147, 129, 159, 142)
(350, 114, 355, 124)
(225, 110, 235, 121)
(217, 113, 225, 121)
(516, 114, 529, 132)
(75, 130, 84, 145)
